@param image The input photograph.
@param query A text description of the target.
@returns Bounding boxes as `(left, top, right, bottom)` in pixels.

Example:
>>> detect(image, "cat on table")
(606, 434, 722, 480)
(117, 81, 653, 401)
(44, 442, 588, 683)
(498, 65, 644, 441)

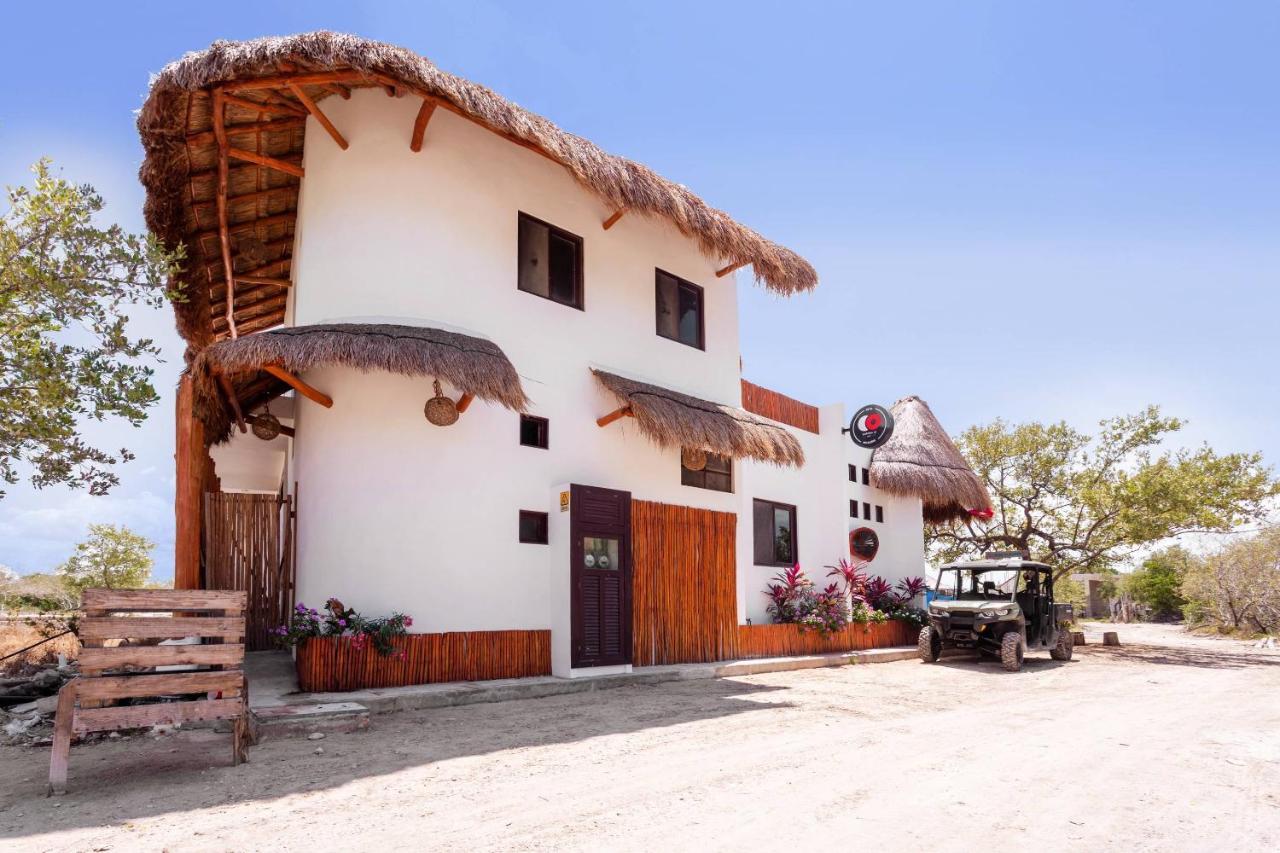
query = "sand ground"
(1, 622, 1277, 852)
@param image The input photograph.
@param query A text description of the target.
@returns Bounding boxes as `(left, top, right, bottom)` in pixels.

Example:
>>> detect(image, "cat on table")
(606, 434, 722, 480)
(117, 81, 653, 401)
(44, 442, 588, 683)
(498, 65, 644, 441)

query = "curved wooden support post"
(596, 405, 633, 428)
(716, 260, 749, 278)
(410, 99, 436, 152)
(263, 365, 333, 408)
(286, 82, 348, 150)
(602, 208, 626, 230)
(455, 393, 475, 414)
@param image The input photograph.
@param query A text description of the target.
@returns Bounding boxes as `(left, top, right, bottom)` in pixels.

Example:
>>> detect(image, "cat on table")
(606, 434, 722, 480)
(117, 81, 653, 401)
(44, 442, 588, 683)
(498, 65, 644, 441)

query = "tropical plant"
(895, 576, 927, 602)
(274, 597, 413, 657)
(796, 583, 850, 637)
(826, 558, 868, 600)
(1, 159, 182, 498)
(765, 565, 812, 625)
(861, 576, 896, 609)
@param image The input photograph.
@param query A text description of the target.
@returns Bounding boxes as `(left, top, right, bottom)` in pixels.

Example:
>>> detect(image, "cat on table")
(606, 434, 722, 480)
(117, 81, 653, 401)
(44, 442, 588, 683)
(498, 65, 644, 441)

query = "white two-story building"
(139, 32, 988, 678)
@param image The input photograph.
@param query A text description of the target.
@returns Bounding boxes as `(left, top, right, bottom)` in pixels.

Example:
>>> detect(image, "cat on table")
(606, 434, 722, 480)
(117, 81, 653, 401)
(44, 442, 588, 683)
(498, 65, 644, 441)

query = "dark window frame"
(849, 499, 858, 518)
(875, 505, 884, 524)
(519, 510, 549, 544)
(519, 414, 550, 449)
(517, 211, 585, 310)
(848, 464, 857, 482)
(863, 501, 872, 520)
(861, 467, 871, 485)
(681, 452, 733, 493)
(654, 269, 706, 350)
(753, 498, 798, 567)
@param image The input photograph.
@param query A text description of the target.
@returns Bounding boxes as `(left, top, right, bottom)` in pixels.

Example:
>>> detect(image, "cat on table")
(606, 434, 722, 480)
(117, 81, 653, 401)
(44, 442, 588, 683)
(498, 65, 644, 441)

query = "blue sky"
(2, 1, 1277, 579)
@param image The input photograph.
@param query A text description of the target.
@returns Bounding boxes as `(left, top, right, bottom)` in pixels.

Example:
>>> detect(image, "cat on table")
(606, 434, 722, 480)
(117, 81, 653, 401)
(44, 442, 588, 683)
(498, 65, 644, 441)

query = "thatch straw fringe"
(592, 369, 804, 468)
(138, 31, 817, 347)
(191, 323, 528, 442)
(870, 396, 990, 524)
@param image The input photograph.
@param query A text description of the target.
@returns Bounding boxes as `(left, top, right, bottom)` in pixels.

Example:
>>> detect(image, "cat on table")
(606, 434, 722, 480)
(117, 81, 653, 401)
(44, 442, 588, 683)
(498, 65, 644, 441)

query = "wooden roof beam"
(186, 117, 304, 146)
(263, 365, 333, 409)
(286, 82, 348, 150)
(215, 372, 247, 433)
(224, 70, 370, 93)
(596, 405, 633, 428)
(228, 148, 305, 178)
(716, 261, 749, 278)
(211, 88, 238, 339)
(410, 99, 436, 152)
(602, 208, 627, 230)
(221, 93, 307, 118)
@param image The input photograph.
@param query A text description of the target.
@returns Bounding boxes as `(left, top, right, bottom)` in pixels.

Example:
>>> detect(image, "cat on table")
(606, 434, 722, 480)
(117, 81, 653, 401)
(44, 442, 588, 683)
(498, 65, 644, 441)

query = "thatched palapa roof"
(137, 32, 818, 350)
(191, 323, 528, 442)
(592, 370, 805, 467)
(870, 396, 991, 524)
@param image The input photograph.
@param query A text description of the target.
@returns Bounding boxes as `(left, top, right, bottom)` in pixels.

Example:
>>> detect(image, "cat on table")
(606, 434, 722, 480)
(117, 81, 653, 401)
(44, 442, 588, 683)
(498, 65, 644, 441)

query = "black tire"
(918, 626, 941, 663)
(1000, 631, 1024, 672)
(1050, 626, 1074, 661)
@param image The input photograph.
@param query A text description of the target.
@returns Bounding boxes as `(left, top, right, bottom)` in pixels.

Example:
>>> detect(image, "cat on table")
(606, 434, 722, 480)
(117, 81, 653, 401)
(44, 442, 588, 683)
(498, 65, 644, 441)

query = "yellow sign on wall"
(559, 491, 570, 512)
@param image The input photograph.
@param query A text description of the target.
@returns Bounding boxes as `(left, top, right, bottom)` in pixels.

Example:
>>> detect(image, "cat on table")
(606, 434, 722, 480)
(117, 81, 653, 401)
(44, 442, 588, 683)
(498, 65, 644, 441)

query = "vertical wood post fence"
(204, 492, 296, 651)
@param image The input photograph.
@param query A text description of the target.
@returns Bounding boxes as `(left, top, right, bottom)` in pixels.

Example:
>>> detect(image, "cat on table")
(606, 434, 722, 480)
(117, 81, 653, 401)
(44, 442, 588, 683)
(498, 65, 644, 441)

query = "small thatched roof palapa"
(870, 396, 991, 524)
(191, 323, 529, 442)
(138, 32, 818, 349)
(592, 369, 804, 468)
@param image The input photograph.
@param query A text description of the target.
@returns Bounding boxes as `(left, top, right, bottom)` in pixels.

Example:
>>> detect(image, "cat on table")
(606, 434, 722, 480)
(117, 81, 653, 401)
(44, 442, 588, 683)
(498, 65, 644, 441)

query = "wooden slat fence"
(631, 500, 739, 666)
(204, 492, 295, 651)
(737, 619, 914, 659)
(295, 630, 551, 692)
(741, 379, 820, 433)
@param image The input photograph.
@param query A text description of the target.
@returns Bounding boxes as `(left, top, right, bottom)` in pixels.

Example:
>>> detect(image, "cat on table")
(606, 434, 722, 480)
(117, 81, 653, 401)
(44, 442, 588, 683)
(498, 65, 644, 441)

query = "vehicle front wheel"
(1050, 626, 1074, 661)
(918, 626, 941, 663)
(1000, 631, 1024, 672)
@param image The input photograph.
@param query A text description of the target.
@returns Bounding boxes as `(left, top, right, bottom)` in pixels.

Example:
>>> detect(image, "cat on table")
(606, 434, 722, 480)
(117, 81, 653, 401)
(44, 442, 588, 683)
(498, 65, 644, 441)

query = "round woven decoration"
(424, 379, 458, 427)
(251, 412, 282, 441)
(681, 447, 708, 472)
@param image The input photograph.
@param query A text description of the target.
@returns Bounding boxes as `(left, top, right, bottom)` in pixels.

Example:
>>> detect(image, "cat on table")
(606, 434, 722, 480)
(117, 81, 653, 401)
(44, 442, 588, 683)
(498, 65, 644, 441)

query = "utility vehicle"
(918, 554, 1074, 671)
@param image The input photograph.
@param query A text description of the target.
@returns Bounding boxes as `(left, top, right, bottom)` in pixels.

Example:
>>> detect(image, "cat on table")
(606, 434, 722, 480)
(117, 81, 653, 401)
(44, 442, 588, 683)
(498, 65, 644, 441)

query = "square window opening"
(519, 510, 549, 544)
(655, 270, 705, 349)
(753, 499, 797, 567)
(518, 212, 583, 309)
(520, 415, 549, 449)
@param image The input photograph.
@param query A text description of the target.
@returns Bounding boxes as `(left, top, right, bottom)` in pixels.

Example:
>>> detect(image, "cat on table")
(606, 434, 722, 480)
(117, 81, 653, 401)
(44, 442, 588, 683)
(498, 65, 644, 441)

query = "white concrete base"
(567, 664, 632, 679)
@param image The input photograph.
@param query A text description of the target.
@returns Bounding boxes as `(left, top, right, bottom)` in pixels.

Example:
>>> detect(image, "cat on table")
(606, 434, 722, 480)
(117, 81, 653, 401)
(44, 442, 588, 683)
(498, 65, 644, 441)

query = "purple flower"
(337, 619, 347, 628)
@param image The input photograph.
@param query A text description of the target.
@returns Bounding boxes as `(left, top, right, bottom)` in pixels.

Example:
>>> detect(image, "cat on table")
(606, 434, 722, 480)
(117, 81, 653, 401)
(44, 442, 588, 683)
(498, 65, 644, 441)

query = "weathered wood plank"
(79, 616, 245, 641)
(81, 588, 246, 613)
(72, 699, 244, 734)
(78, 644, 245, 673)
(76, 670, 243, 701)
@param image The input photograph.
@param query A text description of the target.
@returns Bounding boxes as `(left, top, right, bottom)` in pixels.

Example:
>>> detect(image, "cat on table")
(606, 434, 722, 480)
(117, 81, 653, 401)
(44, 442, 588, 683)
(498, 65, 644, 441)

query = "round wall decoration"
(845, 404, 895, 449)
(251, 412, 282, 441)
(424, 379, 459, 427)
(849, 526, 880, 561)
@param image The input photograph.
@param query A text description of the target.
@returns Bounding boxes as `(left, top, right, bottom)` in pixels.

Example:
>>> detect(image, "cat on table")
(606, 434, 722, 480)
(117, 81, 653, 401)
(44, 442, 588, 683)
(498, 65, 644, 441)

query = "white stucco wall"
(211, 88, 930, 658)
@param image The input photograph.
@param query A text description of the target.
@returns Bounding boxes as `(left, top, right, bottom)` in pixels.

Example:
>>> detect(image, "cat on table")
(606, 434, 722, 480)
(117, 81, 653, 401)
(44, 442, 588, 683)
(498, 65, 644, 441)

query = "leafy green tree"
(55, 524, 155, 593)
(927, 406, 1276, 579)
(1125, 546, 1194, 618)
(1182, 529, 1280, 632)
(0, 159, 181, 499)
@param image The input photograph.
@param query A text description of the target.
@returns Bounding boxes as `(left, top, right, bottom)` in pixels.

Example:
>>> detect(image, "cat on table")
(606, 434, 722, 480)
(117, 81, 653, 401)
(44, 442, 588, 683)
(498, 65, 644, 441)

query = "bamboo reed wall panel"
(740, 380, 820, 434)
(204, 492, 296, 651)
(295, 630, 551, 692)
(736, 620, 913, 659)
(631, 500, 739, 666)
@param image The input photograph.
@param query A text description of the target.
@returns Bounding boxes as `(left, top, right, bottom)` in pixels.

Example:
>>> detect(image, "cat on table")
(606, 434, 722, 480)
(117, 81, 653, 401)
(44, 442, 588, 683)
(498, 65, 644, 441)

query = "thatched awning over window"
(592, 370, 805, 468)
(870, 396, 991, 524)
(137, 31, 818, 349)
(191, 323, 528, 442)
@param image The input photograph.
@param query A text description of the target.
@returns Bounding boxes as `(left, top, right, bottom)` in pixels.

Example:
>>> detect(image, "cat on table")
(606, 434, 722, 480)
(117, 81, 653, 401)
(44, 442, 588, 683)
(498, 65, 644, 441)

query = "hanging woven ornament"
(424, 379, 459, 426)
(681, 447, 708, 472)
(251, 412, 282, 441)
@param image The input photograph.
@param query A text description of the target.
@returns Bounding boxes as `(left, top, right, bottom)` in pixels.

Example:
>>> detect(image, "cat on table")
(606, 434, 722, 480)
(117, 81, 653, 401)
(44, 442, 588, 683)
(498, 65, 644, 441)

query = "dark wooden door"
(570, 484, 632, 668)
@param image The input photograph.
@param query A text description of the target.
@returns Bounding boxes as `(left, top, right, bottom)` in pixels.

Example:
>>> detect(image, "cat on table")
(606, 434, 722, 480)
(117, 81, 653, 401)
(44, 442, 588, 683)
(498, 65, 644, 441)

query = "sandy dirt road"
(2, 622, 1277, 852)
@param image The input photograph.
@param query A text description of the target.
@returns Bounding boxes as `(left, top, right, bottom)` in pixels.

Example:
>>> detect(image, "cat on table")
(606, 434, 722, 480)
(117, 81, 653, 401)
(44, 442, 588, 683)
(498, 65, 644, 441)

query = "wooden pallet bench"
(48, 588, 252, 795)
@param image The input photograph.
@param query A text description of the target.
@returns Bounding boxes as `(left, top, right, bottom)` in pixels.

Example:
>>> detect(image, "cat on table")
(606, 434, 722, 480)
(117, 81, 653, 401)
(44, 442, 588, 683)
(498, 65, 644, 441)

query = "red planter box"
(295, 630, 552, 692)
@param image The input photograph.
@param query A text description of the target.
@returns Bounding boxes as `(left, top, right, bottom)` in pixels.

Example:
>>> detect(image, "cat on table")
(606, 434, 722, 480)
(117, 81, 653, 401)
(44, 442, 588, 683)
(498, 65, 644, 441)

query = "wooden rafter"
(211, 87, 238, 339)
(602, 208, 627, 230)
(186, 117, 304, 146)
(286, 82, 348, 150)
(715, 261, 748, 278)
(456, 393, 475, 414)
(225, 70, 370, 93)
(596, 405, 633, 428)
(222, 93, 306, 118)
(194, 211, 295, 245)
(228, 148, 305, 178)
(410, 99, 436, 152)
(263, 365, 333, 408)
(215, 373, 247, 433)
(235, 275, 291, 288)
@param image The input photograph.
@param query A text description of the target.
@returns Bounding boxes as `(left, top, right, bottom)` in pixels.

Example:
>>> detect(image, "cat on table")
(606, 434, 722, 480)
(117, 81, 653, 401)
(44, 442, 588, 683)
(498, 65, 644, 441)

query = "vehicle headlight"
(978, 608, 1012, 619)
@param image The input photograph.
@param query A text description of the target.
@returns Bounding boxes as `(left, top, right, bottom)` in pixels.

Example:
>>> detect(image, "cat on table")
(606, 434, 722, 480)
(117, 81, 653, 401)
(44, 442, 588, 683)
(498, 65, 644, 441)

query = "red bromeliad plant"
(826, 557, 869, 600)
(895, 576, 927, 602)
(861, 576, 896, 609)
(765, 565, 812, 624)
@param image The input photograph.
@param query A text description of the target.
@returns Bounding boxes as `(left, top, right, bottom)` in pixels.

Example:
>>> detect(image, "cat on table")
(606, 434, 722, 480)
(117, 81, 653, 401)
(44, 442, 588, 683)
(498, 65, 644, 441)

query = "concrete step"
(251, 701, 370, 740)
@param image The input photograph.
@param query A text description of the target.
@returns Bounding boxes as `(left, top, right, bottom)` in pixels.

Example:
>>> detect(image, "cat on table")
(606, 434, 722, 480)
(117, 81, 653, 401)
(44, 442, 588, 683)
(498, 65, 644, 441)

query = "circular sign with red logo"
(850, 527, 880, 561)
(846, 404, 895, 449)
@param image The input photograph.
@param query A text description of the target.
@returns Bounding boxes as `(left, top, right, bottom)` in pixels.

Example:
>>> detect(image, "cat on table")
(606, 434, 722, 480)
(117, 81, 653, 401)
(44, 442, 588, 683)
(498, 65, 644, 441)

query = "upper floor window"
(682, 451, 732, 493)
(520, 414, 549, 449)
(518, 212, 583, 309)
(753, 499, 797, 567)
(655, 270, 704, 349)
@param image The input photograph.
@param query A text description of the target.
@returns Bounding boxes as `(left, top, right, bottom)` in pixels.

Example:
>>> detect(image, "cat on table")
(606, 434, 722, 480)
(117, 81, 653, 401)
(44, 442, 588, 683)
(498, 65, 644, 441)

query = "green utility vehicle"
(918, 554, 1074, 671)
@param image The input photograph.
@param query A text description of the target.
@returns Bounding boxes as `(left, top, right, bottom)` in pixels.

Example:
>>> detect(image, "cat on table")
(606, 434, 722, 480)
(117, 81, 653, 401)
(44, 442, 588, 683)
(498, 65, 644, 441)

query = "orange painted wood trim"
(740, 379, 820, 433)
(263, 365, 333, 408)
(595, 405, 633, 428)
